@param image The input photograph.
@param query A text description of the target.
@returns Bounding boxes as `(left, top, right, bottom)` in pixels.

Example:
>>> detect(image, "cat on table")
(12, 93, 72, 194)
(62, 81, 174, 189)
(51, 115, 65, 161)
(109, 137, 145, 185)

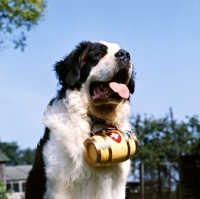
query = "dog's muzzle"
(89, 66, 131, 101)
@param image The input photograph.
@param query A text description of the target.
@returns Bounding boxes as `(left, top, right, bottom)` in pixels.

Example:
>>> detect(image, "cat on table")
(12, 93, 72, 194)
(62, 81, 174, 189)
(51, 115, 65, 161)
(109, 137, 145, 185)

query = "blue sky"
(0, 0, 200, 149)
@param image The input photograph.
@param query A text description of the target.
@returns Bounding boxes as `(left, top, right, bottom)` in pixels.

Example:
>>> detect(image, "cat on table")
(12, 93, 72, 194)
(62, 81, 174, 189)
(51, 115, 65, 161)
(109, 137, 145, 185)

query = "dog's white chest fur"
(42, 90, 131, 199)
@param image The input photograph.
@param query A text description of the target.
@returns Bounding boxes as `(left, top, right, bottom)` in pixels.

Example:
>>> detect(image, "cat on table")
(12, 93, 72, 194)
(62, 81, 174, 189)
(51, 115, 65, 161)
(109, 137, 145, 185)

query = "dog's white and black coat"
(25, 41, 135, 199)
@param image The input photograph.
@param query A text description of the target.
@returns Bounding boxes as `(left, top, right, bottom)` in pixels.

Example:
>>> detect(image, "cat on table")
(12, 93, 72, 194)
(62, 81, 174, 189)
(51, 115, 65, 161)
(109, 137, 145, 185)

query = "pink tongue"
(109, 82, 130, 99)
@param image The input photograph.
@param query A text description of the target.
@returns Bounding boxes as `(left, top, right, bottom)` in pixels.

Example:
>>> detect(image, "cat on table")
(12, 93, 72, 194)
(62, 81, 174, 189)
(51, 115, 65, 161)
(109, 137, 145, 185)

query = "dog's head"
(55, 41, 135, 106)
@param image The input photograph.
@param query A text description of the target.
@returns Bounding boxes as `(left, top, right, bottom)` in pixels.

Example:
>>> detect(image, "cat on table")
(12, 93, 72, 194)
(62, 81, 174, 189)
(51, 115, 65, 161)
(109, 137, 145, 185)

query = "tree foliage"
(0, 0, 47, 51)
(130, 114, 200, 164)
(0, 182, 11, 199)
(0, 141, 35, 165)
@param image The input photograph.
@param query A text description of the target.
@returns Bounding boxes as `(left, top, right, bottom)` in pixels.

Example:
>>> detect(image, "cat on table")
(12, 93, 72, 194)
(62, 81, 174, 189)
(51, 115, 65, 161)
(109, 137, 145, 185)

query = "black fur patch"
(128, 76, 135, 94)
(54, 41, 108, 98)
(54, 41, 91, 88)
(25, 128, 50, 199)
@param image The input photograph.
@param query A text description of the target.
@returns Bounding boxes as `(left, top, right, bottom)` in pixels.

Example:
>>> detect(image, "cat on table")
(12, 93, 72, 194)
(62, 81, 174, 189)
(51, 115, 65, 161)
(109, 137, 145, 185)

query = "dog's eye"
(95, 52, 103, 57)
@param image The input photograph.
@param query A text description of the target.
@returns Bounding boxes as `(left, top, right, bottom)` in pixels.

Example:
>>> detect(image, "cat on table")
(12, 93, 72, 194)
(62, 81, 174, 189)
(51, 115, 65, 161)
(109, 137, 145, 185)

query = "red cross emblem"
(106, 131, 121, 143)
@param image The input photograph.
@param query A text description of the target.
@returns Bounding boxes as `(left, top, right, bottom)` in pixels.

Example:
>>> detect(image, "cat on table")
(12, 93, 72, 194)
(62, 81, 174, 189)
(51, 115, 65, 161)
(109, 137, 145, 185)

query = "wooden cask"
(84, 128, 138, 167)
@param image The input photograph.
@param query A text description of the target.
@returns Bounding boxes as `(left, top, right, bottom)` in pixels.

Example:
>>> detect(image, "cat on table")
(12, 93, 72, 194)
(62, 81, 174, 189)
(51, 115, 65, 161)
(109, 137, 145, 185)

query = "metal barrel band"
(127, 130, 139, 155)
(90, 137, 101, 167)
(118, 130, 131, 161)
(101, 134, 112, 166)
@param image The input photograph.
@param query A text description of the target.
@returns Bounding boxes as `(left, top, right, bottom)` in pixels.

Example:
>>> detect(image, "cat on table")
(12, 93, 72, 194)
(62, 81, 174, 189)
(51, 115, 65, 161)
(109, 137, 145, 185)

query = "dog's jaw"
(88, 101, 131, 131)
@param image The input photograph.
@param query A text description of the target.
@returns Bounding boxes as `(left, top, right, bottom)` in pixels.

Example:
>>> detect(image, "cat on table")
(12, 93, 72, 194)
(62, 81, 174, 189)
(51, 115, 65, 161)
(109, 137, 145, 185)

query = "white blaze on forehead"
(99, 41, 120, 54)
(85, 40, 132, 87)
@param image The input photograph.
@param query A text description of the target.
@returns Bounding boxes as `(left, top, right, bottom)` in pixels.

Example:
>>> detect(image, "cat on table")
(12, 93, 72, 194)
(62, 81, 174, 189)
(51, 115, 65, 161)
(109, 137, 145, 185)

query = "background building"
(0, 150, 10, 184)
(0, 150, 31, 199)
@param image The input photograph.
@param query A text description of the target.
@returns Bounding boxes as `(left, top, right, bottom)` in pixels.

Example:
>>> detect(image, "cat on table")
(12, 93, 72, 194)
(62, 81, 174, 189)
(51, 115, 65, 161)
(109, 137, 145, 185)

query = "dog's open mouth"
(89, 68, 130, 101)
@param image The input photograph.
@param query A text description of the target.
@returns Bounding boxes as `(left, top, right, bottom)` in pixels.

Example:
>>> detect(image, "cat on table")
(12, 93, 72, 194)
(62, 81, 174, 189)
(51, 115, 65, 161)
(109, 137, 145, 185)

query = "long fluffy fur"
(42, 90, 131, 199)
(25, 41, 135, 199)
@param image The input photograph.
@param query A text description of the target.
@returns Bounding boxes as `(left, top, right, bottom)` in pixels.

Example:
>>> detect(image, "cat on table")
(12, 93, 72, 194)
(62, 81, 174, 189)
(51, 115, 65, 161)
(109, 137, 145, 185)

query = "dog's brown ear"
(54, 41, 91, 87)
(128, 76, 135, 94)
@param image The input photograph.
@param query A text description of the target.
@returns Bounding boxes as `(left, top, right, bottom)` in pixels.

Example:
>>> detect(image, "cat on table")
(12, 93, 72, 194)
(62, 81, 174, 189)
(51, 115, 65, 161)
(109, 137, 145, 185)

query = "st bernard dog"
(25, 41, 135, 199)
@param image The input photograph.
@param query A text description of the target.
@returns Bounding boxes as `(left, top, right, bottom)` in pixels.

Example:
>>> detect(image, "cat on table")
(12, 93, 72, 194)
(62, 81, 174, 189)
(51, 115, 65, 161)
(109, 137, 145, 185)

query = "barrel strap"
(90, 126, 117, 137)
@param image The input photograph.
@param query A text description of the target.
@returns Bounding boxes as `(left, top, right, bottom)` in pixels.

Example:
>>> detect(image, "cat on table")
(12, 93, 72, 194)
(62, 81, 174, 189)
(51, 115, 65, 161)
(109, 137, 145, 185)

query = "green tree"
(20, 147, 35, 164)
(130, 114, 200, 164)
(129, 114, 200, 190)
(0, 0, 47, 51)
(0, 182, 12, 199)
(0, 141, 35, 165)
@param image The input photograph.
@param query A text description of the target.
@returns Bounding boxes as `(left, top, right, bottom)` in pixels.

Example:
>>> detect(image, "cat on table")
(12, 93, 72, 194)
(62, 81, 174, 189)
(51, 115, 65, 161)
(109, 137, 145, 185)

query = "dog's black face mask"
(54, 41, 135, 100)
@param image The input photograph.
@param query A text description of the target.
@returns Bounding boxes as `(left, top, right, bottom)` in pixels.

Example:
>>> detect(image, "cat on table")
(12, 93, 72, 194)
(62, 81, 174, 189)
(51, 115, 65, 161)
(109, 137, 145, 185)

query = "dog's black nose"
(115, 49, 130, 62)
